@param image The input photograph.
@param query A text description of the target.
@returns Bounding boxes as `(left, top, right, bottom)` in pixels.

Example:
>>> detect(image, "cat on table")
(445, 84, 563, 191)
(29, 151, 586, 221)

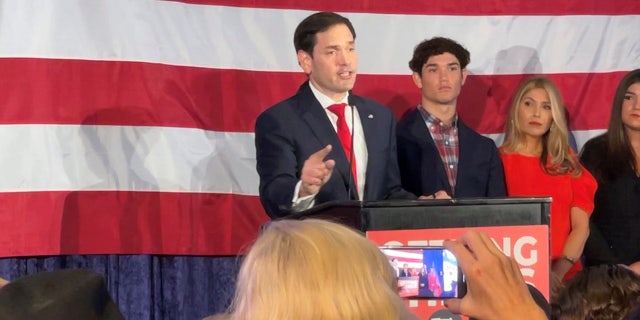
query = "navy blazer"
(396, 108, 506, 198)
(255, 82, 415, 218)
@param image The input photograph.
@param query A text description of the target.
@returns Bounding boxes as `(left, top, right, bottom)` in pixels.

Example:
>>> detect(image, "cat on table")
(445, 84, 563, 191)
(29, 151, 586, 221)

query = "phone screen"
(381, 247, 465, 299)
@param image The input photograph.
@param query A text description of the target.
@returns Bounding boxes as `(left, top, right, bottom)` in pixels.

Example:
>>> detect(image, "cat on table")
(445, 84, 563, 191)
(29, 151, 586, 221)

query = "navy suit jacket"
(396, 108, 506, 198)
(255, 82, 415, 218)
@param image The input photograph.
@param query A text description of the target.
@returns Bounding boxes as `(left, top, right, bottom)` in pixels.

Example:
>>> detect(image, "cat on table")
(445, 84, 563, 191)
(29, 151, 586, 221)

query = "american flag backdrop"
(0, 0, 638, 257)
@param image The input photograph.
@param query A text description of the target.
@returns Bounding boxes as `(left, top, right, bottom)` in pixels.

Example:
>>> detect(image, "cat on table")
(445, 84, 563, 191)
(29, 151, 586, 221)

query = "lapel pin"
(368, 114, 374, 119)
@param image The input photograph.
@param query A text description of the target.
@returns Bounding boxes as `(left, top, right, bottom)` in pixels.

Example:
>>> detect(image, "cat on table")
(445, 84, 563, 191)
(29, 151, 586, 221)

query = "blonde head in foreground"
(217, 219, 414, 320)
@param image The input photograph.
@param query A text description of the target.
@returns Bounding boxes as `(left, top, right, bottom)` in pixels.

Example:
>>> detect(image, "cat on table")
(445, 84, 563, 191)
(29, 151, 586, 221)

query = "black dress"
(581, 136, 640, 266)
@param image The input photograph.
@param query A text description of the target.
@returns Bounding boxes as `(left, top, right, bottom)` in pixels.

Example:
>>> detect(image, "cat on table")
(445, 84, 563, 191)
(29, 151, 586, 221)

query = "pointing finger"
(308, 145, 332, 162)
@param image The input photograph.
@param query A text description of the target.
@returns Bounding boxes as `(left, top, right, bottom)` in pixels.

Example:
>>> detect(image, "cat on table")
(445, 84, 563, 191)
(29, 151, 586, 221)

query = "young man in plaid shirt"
(396, 37, 506, 199)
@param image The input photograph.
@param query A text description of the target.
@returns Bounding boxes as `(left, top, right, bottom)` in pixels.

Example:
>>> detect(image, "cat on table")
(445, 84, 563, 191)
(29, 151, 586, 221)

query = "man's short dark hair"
(408, 37, 470, 75)
(293, 11, 356, 56)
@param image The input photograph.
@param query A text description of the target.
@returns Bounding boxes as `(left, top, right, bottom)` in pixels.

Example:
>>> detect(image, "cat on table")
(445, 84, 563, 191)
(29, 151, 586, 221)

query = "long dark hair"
(601, 69, 640, 179)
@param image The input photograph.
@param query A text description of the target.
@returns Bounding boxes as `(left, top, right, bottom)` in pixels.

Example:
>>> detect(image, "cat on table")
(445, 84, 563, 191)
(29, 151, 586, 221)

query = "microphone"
(347, 94, 357, 200)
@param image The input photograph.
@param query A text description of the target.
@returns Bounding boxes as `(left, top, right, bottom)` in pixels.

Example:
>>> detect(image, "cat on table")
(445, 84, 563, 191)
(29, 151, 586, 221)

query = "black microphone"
(347, 94, 357, 200)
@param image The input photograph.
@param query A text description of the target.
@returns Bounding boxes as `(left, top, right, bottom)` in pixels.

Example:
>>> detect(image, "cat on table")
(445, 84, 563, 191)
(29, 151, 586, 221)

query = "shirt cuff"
(291, 180, 316, 211)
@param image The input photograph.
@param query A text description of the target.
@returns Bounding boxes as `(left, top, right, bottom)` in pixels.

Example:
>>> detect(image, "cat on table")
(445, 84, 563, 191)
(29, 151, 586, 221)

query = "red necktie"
(327, 103, 358, 193)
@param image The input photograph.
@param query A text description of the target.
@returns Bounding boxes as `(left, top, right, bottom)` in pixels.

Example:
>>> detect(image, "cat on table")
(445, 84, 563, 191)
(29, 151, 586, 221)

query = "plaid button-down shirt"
(418, 106, 459, 195)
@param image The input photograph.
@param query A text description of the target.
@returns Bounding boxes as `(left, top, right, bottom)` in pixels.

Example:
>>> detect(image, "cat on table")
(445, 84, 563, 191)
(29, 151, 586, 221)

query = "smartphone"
(380, 246, 466, 299)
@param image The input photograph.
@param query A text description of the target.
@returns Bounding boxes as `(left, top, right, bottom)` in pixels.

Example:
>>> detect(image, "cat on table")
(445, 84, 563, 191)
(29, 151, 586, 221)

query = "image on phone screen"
(381, 247, 464, 299)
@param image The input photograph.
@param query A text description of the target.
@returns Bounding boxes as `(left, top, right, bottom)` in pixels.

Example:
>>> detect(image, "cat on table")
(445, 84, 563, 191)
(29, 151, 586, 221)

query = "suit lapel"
(355, 98, 376, 199)
(409, 110, 452, 195)
(454, 121, 471, 195)
(296, 82, 353, 191)
(355, 99, 376, 158)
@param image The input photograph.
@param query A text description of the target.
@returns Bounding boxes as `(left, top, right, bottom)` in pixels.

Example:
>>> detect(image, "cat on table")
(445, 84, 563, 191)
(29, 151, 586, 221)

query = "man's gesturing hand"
(299, 145, 335, 197)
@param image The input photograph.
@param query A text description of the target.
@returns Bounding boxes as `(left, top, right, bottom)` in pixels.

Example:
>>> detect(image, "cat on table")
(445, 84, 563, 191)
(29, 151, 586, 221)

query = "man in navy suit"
(255, 12, 418, 219)
(397, 37, 506, 199)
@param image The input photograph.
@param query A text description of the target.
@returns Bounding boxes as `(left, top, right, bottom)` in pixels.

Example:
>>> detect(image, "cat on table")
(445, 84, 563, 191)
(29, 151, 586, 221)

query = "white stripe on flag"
(0, 125, 603, 194)
(484, 130, 606, 153)
(0, 125, 259, 195)
(0, 1, 638, 75)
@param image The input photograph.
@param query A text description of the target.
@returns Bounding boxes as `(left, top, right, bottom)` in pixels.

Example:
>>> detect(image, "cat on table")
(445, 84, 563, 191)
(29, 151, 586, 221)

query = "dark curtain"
(0, 255, 240, 320)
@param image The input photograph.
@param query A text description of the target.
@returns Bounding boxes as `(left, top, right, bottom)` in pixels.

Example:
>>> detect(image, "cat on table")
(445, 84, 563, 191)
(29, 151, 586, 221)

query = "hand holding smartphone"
(381, 246, 466, 299)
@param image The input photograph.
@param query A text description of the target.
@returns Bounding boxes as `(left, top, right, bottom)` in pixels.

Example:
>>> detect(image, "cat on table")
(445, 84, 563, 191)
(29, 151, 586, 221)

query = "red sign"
(367, 225, 549, 320)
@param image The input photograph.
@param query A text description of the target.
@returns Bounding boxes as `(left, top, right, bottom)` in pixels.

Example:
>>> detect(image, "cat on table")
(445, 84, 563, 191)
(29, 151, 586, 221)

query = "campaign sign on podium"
(290, 197, 551, 320)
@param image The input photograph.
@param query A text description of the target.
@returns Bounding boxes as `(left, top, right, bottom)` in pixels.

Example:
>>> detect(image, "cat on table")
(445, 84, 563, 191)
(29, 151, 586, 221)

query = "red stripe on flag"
(0, 58, 622, 133)
(0, 57, 299, 132)
(172, 0, 640, 15)
(0, 191, 268, 257)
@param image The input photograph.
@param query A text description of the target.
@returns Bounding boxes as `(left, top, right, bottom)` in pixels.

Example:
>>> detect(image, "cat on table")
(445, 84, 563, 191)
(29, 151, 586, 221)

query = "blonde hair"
(502, 76, 582, 176)
(221, 219, 411, 320)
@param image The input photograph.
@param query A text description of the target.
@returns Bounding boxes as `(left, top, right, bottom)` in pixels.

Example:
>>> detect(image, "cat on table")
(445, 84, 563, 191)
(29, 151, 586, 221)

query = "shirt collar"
(309, 81, 350, 109)
(418, 105, 458, 128)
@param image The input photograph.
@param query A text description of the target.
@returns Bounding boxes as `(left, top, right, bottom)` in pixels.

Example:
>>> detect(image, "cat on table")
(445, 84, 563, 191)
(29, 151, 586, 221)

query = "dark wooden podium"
(286, 197, 550, 231)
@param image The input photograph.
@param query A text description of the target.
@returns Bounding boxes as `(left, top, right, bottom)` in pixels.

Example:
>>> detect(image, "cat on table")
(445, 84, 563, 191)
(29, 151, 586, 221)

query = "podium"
(288, 197, 551, 319)
(287, 197, 550, 231)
